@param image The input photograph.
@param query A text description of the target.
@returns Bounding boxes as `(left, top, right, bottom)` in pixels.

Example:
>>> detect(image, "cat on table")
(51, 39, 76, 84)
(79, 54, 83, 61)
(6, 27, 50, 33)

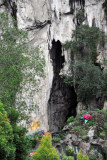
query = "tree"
(32, 134, 59, 160)
(0, 102, 16, 160)
(0, 13, 45, 113)
(65, 61, 104, 103)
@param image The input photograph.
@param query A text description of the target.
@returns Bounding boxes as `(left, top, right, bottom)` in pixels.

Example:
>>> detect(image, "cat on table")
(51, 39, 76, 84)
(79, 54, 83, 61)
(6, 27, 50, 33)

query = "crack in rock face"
(48, 40, 77, 132)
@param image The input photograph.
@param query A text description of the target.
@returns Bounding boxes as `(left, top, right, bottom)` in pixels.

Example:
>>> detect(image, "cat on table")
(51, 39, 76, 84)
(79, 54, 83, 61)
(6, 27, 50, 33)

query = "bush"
(93, 134, 98, 139)
(99, 131, 106, 139)
(32, 135, 59, 160)
(104, 122, 107, 133)
(77, 150, 89, 160)
(76, 9, 84, 24)
(65, 147, 75, 156)
(89, 155, 96, 160)
(63, 25, 105, 104)
(67, 116, 75, 123)
(0, 13, 45, 114)
(7, 108, 32, 160)
(65, 62, 104, 103)
(67, 156, 74, 160)
(88, 121, 95, 126)
(102, 109, 107, 119)
(0, 102, 16, 160)
(63, 25, 104, 62)
(53, 137, 61, 143)
(61, 155, 73, 160)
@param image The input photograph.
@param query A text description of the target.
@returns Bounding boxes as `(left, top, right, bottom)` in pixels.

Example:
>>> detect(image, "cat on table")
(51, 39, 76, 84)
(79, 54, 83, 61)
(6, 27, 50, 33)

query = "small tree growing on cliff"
(0, 13, 45, 113)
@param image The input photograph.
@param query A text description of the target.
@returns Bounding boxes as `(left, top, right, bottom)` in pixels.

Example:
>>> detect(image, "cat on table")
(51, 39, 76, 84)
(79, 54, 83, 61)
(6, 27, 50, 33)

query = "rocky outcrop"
(0, 0, 107, 133)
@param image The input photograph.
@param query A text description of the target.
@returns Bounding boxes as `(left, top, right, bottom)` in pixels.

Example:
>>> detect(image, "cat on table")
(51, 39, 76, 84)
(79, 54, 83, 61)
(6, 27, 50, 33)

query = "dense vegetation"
(32, 134, 59, 160)
(63, 25, 105, 104)
(0, 13, 45, 160)
(0, 13, 45, 113)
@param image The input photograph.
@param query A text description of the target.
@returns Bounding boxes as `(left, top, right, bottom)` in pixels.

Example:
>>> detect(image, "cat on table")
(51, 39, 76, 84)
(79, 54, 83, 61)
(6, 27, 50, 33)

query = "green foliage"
(103, 71, 107, 98)
(32, 135, 59, 160)
(0, 102, 16, 160)
(93, 134, 98, 139)
(67, 116, 75, 123)
(12, 124, 31, 160)
(5, 103, 32, 160)
(65, 61, 104, 103)
(85, 130, 88, 135)
(8, 108, 20, 123)
(63, 25, 105, 104)
(77, 150, 89, 160)
(67, 156, 74, 160)
(53, 137, 61, 143)
(63, 25, 104, 62)
(89, 155, 96, 160)
(61, 155, 67, 160)
(104, 122, 107, 132)
(102, 109, 107, 119)
(88, 121, 95, 126)
(65, 147, 75, 156)
(74, 120, 80, 125)
(0, 12, 45, 113)
(100, 131, 106, 139)
(61, 155, 73, 160)
(76, 9, 84, 23)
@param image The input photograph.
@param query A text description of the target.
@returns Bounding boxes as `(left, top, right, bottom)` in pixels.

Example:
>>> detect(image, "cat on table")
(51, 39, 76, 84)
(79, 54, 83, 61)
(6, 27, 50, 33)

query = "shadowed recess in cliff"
(69, 0, 85, 13)
(5, 0, 17, 21)
(48, 40, 77, 132)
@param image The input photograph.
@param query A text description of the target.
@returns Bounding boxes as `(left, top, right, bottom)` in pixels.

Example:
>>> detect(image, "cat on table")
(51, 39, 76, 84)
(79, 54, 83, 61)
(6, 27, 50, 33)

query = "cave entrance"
(48, 40, 77, 132)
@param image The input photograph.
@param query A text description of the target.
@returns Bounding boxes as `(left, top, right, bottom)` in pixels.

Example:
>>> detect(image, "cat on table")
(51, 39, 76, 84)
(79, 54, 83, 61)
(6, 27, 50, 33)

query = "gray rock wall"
(0, 0, 107, 133)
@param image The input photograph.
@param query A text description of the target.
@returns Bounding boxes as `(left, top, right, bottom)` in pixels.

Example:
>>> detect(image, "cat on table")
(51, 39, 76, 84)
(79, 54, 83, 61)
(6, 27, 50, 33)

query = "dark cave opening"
(48, 40, 77, 132)
(69, 0, 85, 13)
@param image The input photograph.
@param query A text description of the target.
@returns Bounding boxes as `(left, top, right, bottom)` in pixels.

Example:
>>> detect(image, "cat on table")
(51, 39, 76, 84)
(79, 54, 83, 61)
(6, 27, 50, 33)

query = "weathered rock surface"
(0, 0, 107, 133)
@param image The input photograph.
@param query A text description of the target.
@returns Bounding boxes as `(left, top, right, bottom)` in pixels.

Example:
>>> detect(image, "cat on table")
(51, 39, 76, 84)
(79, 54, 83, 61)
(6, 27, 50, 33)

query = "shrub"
(63, 25, 105, 104)
(67, 156, 74, 160)
(104, 122, 107, 132)
(89, 155, 96, 160)
(12, 124, 32, 160)
(99, 131, 106, 139)
(73, 126, 82, 133)
(102, 109, 107, 119)
(77, 150, 89, 160)
(67, 116, 75, 123)
(32, 135, 59, 160)
(0, 13, 45, 114)
(61, 155, 73, 160)
(74, 120, 80, 125)
(53, 137, 61, 143)
(61, 155, 67, 160)
(88, 121, 95, 126)
(65, 147, 75, 156)
(65, 62, 104, 103)
(76, 9, 85, 24)
(63, 25, 104, 62)
(0, 102, 16, 160)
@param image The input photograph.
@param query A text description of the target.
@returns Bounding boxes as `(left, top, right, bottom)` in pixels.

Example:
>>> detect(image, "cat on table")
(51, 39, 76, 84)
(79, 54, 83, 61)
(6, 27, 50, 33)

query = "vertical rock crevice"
(69, 0, 85, 13)
(48, 40, 77, 132)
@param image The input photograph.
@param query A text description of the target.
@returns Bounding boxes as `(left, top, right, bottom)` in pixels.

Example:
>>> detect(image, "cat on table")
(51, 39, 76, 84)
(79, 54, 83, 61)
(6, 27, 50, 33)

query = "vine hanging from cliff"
(63, 25, 104, 63)
(63, 25, 105, 104)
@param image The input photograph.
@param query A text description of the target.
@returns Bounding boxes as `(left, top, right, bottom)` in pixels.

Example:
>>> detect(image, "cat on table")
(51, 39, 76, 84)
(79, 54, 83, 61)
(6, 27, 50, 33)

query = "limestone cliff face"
(0, 0, 107, 133)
